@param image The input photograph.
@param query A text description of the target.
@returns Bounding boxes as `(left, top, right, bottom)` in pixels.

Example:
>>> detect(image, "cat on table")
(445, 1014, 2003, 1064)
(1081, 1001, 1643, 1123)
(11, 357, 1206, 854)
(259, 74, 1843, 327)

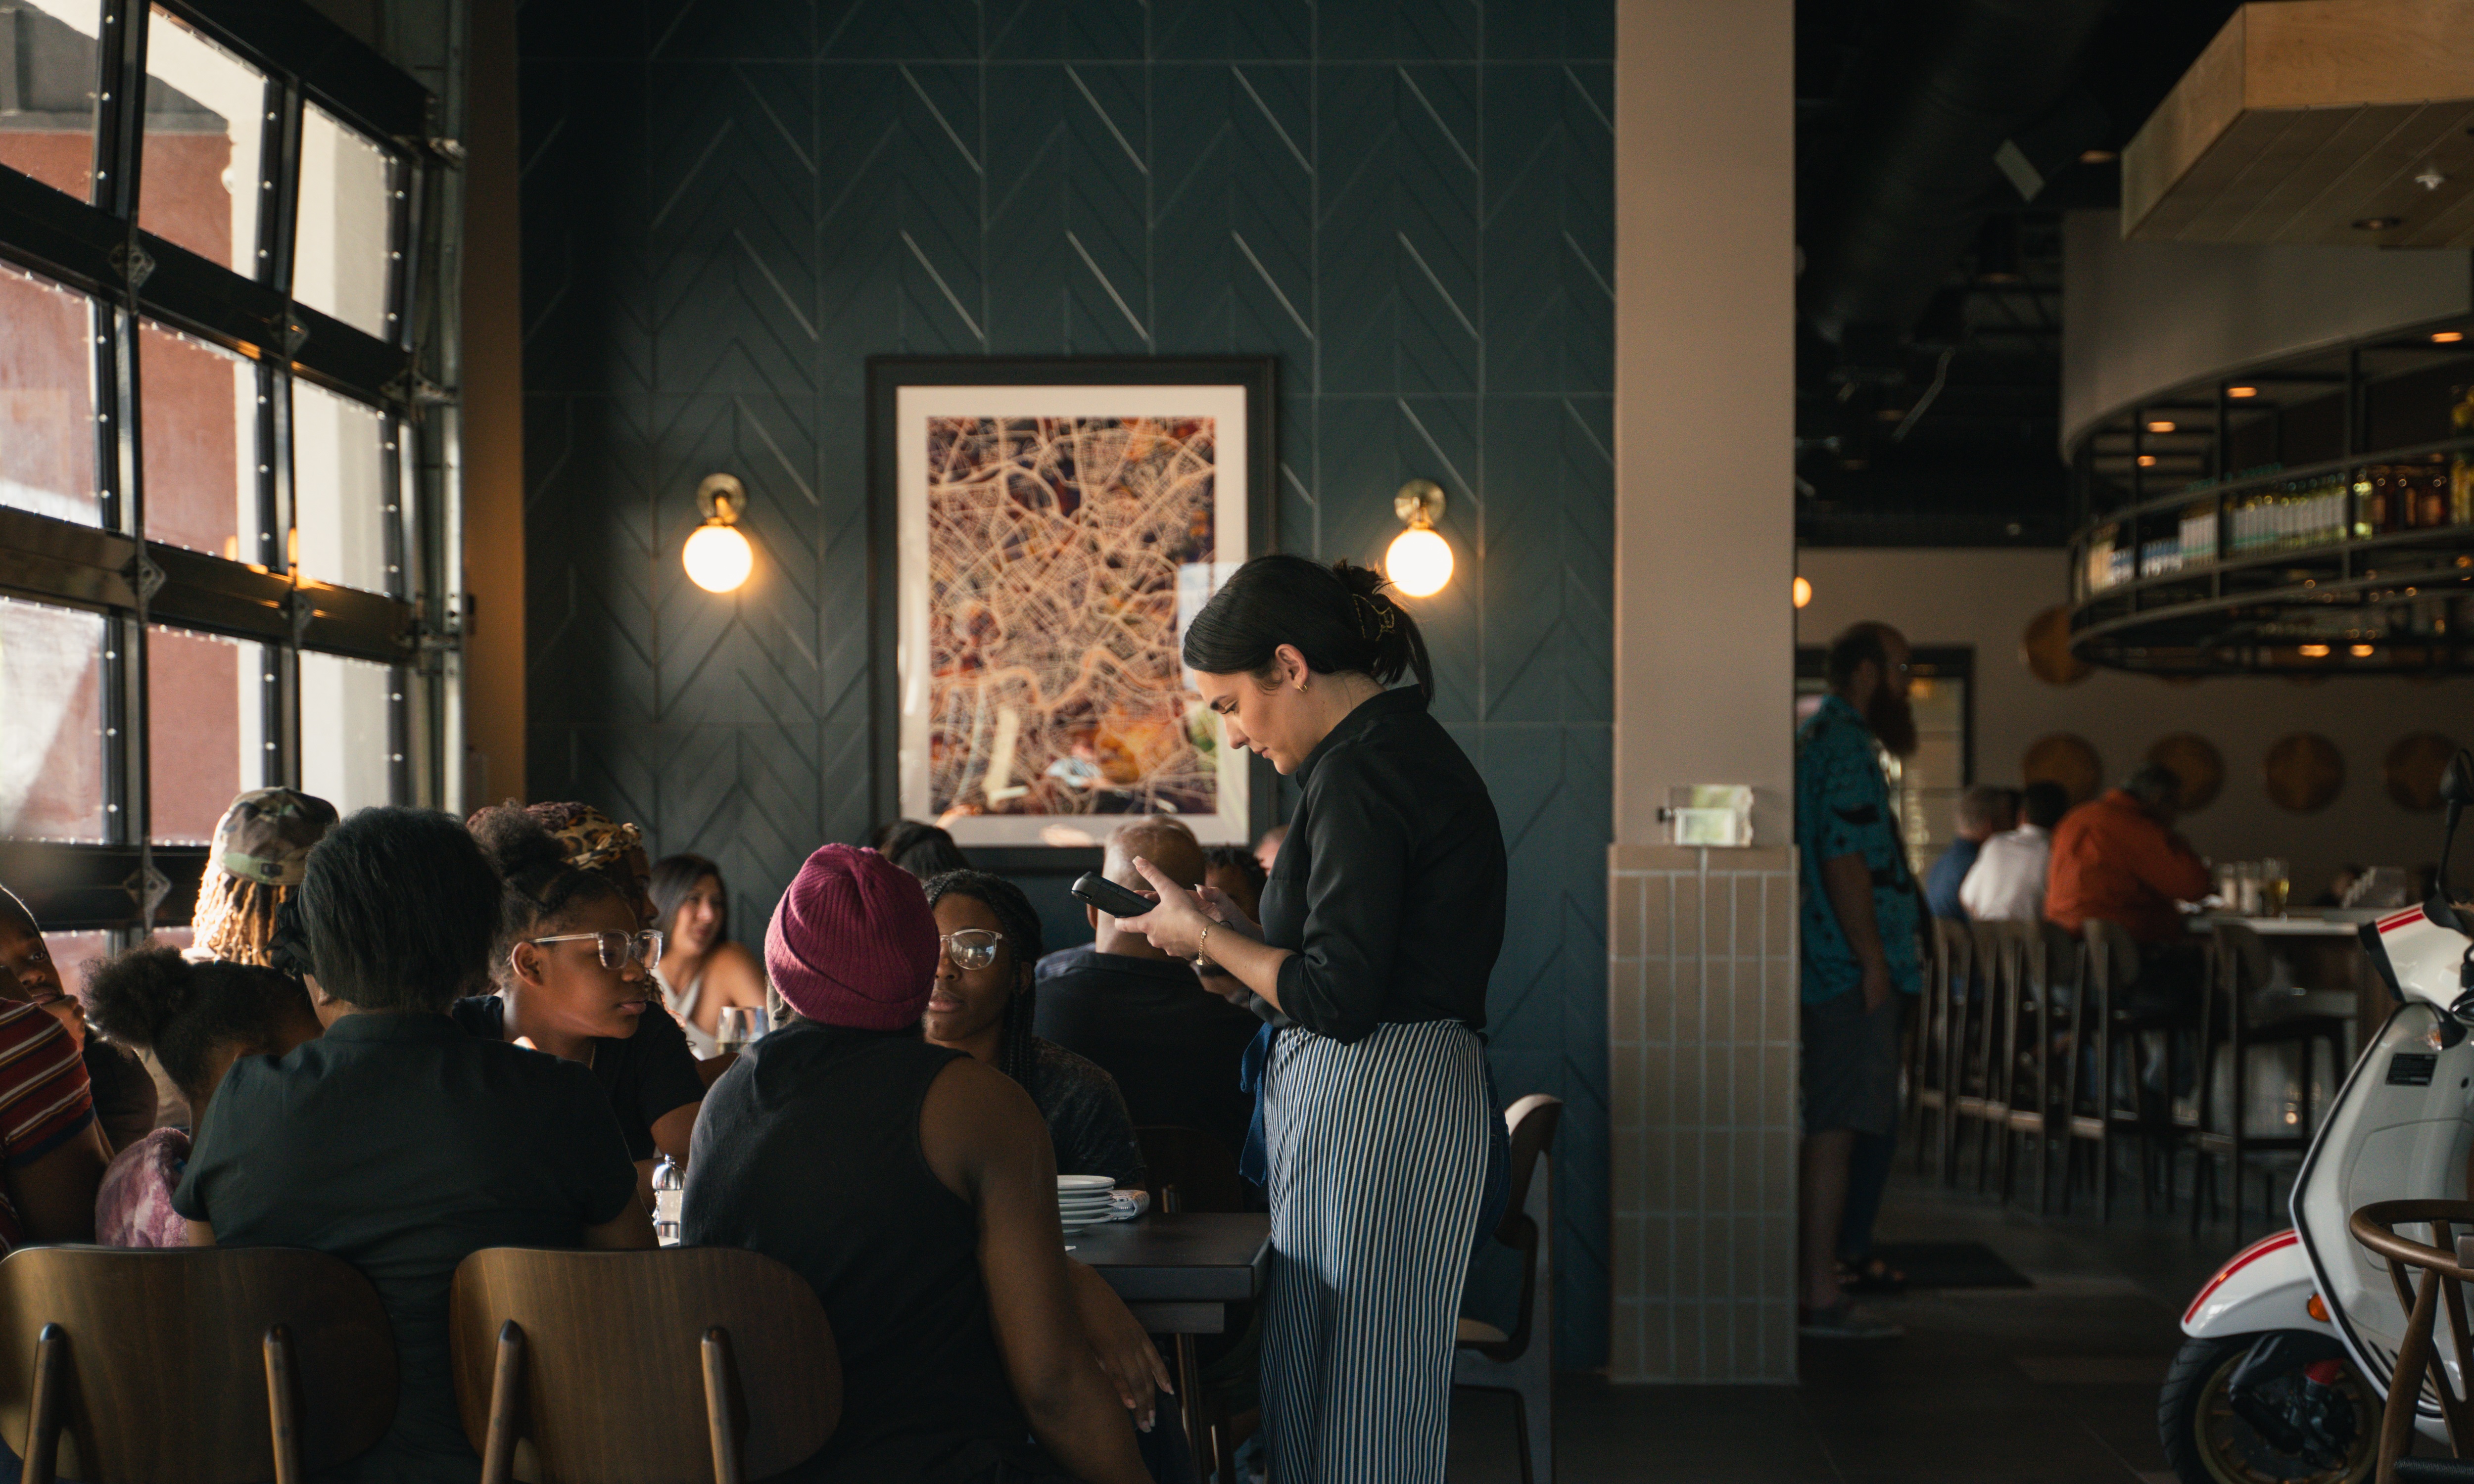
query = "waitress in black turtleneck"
(1121, 554, 1506, 1484)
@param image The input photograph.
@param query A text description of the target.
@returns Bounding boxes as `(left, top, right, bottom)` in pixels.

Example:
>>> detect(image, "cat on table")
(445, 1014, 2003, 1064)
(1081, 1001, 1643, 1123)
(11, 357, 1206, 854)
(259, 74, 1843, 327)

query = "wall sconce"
(683, 473, 753, 594)
(1792, 576, 1812, 609)
(1385, 479, 1453, 598)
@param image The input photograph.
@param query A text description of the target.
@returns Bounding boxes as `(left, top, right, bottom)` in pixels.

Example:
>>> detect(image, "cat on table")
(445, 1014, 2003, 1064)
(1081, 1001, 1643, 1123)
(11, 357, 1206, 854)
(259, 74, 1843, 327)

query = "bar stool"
(2033, 921, 2117, 1220)
(1912, 918, 1970, 1183)
(2084, 919, 2180, 1216)
(1996, 920, 2068, 1214)
(1455, 1094, 1562, 1484)
(1963, 921, 2034, 1197)
(2191, 921, 2351, 1241)
(2347, 1199, 2474, 1482)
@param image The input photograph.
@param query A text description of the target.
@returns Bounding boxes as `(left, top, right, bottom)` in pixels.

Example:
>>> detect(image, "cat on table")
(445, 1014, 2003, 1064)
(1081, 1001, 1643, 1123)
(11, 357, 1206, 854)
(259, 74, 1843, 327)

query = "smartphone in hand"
(1070, 872, 1157, 919)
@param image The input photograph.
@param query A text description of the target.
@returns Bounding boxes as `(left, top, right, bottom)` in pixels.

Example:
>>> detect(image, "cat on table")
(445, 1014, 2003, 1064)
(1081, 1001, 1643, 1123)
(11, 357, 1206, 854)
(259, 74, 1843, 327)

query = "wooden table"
(1072, 1212, 1271, 1476)
(1071, 1212, 1270, 1336)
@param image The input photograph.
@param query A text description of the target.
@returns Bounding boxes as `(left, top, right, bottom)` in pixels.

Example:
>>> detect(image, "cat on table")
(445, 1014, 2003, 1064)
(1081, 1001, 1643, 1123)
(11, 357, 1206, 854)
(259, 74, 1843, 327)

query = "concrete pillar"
(1606, 0, 1799, 1384)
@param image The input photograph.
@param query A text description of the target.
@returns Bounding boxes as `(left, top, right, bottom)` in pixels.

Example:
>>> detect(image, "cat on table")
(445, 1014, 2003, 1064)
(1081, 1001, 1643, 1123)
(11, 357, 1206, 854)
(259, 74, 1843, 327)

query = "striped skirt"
(1259, 1018, 1490, 1484)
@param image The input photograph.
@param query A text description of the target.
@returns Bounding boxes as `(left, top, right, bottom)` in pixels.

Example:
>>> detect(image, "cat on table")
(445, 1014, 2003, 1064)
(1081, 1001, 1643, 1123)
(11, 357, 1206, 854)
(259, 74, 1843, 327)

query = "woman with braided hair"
(1116, 553, 1507, 1484)
(918, 870, 1145, 1195)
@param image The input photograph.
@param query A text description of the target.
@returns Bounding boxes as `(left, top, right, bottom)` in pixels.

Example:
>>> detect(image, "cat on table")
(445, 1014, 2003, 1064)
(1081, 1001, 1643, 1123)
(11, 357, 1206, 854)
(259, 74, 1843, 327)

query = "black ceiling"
(1793, 0, 2241, 547)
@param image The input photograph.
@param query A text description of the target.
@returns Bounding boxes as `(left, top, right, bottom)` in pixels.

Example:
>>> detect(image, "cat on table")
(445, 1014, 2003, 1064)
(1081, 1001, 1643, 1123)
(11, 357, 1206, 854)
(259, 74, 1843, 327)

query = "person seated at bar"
(463, 806, 706, 1203)
(1035, 820, 1261, 1159)
(0, 893, 108, 1249)
(922, 870, 1147, 1196)
(1923, 784, 2016, 922)
(495, 799, 659, 929)
(86, 945, 324, 1247)
(0, 886, 155, 1154)
(177, 806, 652, 1484)
(650, 853, 770, 1059)
(682, 844, 1151, 1484)
(1959, 780, 2070, 924)
(2047, 764, 2213, 1015)
(873, 818, 972, 879)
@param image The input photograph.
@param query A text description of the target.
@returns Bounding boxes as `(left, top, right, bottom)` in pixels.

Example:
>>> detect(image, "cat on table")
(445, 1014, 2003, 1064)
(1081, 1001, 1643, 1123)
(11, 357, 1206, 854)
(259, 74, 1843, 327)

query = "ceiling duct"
(1801, 0, 2113, 357)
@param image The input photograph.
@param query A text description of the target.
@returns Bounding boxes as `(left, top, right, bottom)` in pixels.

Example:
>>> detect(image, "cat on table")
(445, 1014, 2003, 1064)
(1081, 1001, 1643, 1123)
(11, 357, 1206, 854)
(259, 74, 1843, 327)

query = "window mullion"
(93, 0, 144, 219)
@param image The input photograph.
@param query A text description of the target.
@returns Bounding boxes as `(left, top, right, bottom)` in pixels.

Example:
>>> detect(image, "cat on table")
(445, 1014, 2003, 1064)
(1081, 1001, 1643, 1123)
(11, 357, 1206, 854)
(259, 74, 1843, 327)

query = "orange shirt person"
(2045, 766, 2212, 944)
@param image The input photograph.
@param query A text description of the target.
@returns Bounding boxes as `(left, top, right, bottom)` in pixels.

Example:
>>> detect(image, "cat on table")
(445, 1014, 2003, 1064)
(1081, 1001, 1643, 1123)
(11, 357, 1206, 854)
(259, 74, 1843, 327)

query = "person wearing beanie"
(682, 845, 1149, 1484)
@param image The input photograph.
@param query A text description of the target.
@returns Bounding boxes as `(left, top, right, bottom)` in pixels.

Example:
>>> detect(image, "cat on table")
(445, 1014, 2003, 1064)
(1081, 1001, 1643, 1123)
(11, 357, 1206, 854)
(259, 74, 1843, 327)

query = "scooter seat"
(2397, 1459, 2474, 1482)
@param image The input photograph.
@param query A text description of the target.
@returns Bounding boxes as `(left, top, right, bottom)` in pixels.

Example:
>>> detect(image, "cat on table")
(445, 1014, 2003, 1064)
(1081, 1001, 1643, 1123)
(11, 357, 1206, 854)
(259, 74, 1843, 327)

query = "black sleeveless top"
(680, 1021, 1064, 1484)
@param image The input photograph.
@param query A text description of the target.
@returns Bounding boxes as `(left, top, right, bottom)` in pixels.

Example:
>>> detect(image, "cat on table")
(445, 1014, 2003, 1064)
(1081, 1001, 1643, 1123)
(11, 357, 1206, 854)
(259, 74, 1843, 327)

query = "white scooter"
(2162, 752, 2474, 1484)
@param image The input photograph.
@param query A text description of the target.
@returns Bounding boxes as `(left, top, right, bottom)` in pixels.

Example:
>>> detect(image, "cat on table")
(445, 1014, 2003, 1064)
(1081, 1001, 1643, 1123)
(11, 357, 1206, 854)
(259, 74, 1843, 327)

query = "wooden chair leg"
(481, 1320, 525, 1484)
(264, 1323, 302, 1484)
(1173, 1332, 1205, 1483)
(2377, 1264, 2443, 1484)
(18, 1324, 63, 1484)
(703, 1327, 744, 1484)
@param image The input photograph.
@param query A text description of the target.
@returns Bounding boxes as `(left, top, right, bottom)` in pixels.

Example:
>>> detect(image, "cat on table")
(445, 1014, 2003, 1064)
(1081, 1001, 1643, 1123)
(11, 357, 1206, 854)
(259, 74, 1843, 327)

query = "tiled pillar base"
(1607, 844, 1798, 1382)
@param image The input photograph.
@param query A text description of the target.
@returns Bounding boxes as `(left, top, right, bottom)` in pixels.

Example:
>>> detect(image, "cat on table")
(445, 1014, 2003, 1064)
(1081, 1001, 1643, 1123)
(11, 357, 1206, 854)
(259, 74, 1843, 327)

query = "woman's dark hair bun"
(1180, 554, 1434, 700)
(81, 945, 191, 1049)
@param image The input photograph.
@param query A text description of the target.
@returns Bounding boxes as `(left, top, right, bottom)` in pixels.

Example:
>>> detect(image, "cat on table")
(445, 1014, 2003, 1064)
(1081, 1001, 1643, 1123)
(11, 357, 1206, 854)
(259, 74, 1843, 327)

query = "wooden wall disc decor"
(2263, 733, 2344, 813)
(2023, 733, 2104, 804)
(2385, 732, 2459, 812)
(2022, 606, 2093, 686)
(2146, 734, 2224, 812)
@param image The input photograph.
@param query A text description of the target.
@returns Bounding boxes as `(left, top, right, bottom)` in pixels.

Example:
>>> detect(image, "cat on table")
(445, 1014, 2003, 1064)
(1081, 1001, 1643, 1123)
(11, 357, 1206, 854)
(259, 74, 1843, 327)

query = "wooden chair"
(2347, 1199, 2474, 1484)
(447, 1247, 837, 1484)
(0, 1245, 396, 1484)
(2191, 921, 2351, 1241)
(1911, 919, 1970, 1182)
(1455, 1094, 1563, 1484)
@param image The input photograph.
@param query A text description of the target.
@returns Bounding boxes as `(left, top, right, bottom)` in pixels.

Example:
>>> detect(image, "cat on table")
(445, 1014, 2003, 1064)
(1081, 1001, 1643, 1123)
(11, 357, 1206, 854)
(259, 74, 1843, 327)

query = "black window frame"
(0, 0, 451, 935)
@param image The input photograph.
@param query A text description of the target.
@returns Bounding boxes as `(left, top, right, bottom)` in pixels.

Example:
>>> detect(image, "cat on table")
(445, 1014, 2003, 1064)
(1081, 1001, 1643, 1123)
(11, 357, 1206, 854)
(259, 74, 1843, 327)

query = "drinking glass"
(2263, 859, 2290, 917)
(717, 1005, 770, 1053)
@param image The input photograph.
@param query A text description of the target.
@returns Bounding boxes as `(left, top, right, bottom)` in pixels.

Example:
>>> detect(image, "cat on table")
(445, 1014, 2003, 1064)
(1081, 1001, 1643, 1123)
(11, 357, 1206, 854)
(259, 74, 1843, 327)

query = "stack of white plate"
(1057, 1175, 1117, 1233)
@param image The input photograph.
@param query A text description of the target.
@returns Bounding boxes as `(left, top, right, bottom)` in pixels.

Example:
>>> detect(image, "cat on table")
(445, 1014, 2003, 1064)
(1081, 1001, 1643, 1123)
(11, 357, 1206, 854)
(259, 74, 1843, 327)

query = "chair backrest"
(0, 1245, 396, 1484)
(448, 1247, 837, 1484)
(2081, 917, 2141, 996)
(1497, 1094, 1563, 1246)
(1933, 917, 1974, 998)
(1134, 1125, 1249, 1214)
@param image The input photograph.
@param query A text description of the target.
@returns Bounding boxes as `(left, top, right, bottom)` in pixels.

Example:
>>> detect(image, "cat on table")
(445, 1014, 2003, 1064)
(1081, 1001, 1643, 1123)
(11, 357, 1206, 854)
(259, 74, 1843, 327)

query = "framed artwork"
(867, 357, 1279, 863)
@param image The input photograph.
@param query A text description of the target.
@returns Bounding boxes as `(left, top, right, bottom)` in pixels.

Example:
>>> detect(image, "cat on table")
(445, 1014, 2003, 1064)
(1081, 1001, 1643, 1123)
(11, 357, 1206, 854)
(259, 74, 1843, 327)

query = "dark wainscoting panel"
(518, 0, 1614, 1364)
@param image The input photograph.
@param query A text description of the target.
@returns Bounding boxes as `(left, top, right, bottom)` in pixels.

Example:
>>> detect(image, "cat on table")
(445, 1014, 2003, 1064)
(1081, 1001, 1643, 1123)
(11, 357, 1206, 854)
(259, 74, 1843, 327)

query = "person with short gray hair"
(1924, 784, 2018, 922)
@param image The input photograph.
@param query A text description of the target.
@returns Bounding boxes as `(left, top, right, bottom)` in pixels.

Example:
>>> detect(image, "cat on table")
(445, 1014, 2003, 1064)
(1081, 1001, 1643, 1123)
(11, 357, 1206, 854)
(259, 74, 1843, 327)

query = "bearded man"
(1794, 621, 1921, 1339)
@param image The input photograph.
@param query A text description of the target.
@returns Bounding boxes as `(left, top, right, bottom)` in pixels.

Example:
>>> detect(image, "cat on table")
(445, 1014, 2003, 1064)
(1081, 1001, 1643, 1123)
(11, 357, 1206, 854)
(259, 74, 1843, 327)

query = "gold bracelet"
(1195, 922, 1214, 965)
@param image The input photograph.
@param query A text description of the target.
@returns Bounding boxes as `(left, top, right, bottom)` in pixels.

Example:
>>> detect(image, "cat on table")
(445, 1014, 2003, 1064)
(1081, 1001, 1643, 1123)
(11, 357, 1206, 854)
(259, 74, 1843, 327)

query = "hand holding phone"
(1071, 872, 1158, 920)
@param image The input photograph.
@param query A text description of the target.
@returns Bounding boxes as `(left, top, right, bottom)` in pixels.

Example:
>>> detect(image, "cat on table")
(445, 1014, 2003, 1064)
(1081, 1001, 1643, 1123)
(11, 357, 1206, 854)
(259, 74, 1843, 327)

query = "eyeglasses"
(524, 929, 665, 970)
(940, 929, 1003, 971)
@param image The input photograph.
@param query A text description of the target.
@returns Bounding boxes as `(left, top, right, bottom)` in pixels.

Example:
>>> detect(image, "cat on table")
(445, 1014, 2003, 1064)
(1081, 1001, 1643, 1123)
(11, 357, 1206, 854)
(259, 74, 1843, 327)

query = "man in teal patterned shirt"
(1796, 621, 1920, 1339)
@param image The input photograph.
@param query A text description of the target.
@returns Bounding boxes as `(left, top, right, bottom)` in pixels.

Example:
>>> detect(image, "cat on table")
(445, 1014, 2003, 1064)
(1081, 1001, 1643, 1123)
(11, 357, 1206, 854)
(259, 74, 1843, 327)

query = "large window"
(0, 0, 448, 942)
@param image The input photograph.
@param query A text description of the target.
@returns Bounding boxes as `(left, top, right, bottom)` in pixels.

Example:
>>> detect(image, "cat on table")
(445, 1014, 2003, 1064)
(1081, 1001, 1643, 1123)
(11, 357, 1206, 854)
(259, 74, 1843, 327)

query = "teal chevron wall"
(516, 0, 1616, 1364)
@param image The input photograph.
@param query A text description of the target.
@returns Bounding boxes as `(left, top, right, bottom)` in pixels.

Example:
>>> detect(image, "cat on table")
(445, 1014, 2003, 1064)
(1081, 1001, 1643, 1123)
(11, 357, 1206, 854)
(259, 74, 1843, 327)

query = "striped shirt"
(0, 998, 96, 1248)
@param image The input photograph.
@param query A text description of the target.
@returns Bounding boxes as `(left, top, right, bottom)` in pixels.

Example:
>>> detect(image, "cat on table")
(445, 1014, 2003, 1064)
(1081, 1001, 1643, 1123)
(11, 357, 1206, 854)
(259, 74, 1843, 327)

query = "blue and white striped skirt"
(1259, 1018, 1490, 1484)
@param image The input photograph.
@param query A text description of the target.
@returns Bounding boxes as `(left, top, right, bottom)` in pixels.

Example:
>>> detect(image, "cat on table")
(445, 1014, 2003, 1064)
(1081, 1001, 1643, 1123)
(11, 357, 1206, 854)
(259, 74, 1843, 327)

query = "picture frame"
(866, 356, 1280, 872)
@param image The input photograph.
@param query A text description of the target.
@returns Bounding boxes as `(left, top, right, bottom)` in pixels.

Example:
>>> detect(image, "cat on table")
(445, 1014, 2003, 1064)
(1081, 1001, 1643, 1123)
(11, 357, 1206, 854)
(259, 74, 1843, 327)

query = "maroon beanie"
(765, 844, 941, 1030)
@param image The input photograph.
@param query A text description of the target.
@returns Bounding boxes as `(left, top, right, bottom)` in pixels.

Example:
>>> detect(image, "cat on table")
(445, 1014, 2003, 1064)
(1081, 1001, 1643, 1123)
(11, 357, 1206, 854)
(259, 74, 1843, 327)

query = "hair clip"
(1351, 592, 1396, 642)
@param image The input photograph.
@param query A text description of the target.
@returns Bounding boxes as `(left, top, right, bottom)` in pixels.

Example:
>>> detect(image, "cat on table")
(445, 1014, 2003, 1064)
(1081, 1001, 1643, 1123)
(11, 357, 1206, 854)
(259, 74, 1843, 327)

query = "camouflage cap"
(212, 788, 341, 887)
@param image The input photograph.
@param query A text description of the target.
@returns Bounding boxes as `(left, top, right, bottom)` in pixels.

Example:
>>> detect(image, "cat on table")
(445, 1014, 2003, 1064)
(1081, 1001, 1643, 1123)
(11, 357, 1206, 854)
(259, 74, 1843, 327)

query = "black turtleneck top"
(1256, 685, 1506, 1044)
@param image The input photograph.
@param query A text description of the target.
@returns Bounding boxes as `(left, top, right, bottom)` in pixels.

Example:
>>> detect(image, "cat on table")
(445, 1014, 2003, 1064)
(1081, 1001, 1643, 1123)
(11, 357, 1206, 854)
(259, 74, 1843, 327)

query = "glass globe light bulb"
(683, 521, 753, 593)
(1385, 524, 1453, 598)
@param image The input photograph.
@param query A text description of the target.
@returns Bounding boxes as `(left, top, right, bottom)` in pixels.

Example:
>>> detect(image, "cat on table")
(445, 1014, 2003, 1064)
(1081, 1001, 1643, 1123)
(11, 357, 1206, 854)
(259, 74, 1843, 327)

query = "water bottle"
(652, 1155, 686, 1246)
